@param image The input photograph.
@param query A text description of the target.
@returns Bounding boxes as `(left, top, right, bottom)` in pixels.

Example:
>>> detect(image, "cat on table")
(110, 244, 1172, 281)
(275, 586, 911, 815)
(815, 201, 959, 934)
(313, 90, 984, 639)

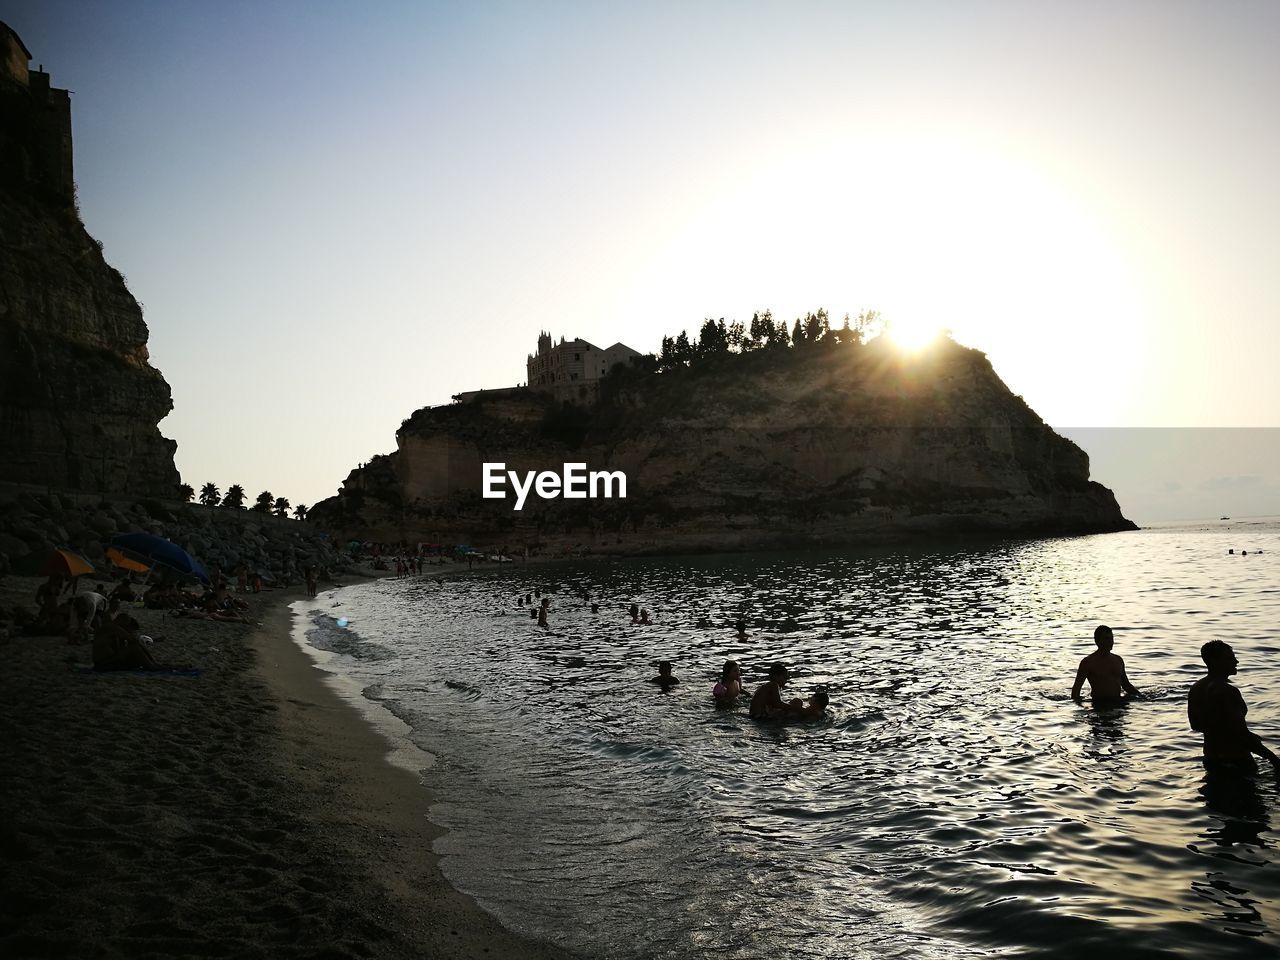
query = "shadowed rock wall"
(1, 35, 180, 497)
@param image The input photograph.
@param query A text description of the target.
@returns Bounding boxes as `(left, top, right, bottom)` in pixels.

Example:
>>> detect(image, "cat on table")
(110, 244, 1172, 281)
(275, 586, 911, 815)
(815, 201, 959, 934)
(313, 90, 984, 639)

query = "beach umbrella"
(106, 546, 151, 574)
(37, 548, 94, 578)
(111, 533, 210, 584)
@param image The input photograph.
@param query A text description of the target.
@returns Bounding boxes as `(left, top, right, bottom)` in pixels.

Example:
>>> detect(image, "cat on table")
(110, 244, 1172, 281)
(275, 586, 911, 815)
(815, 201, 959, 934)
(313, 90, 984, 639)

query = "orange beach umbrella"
(39, 548, 94, 578)
(106, 546, 151, 574)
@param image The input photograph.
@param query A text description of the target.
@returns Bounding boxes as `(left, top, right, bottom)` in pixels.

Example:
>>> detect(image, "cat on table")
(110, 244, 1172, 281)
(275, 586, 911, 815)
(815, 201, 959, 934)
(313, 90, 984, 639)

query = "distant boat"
(1220, 516, 1230, 520)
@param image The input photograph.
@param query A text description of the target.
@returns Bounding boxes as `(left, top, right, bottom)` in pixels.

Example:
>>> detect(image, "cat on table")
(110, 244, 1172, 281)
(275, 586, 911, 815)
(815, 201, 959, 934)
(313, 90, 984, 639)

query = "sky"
(5, 0, 1279, 522)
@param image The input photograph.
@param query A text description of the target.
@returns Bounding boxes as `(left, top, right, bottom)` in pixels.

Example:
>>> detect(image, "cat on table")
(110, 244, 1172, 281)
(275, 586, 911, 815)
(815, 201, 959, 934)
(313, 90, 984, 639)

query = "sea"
(294, 518, 1280, 959)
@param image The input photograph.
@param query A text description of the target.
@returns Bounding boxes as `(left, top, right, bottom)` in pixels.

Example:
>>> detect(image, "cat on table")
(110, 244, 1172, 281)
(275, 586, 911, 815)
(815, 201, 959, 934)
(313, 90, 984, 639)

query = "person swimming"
(712, 660, 744, 700)
(649, 660, 679, 690)
(800, 689, 829, 719)
(750, 664, 803, 720)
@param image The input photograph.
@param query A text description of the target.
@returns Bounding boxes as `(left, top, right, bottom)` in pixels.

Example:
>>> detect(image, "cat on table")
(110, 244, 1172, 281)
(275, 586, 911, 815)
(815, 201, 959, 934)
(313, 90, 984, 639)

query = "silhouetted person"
(649, 660, 679, 689)
(713, 660, 744, 700)
(629, 603, 640, 624)
(1071, 625, 1139, 702)
(800, 689, 829, 719)
(1189, 640, 1280, 774)
(734, 619, 749, 639)
(750, 664, 802, 720)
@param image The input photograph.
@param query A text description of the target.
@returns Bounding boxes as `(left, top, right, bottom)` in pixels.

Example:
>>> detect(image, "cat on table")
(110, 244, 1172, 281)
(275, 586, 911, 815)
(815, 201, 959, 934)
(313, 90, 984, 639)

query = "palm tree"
(178, 483, 195, 503)
(273, 496, 290, 518)
(293, 503, 308, 521)
(253, 490, 275, 513)
(222, 484, 246, 509)
(199, 482, 220, 507)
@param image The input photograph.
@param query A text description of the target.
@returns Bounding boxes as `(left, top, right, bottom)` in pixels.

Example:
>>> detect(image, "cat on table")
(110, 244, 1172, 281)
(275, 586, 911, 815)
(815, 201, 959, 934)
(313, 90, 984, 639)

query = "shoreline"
(0, 573, 570, 960)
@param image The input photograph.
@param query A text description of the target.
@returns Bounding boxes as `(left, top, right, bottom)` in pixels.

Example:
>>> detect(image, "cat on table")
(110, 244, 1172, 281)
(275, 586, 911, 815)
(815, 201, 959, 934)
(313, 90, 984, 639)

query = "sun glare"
(628, 128, 1152, 425)
(885, 317, 943, 353)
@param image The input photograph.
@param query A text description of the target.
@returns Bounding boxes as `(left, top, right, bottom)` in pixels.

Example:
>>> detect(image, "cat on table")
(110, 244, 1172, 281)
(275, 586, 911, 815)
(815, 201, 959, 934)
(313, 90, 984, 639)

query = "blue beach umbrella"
(111, 532, 210, 584)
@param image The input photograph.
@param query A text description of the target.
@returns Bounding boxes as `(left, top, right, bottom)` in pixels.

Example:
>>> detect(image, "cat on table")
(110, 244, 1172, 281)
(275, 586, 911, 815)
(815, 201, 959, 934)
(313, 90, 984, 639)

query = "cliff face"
(311, 340, 1136, 552)
(0, 33, 180, 496)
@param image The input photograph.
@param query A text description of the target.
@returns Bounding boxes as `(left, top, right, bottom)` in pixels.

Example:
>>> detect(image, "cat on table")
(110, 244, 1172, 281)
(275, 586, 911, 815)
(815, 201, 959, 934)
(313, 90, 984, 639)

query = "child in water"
(712, 660, 744, 700)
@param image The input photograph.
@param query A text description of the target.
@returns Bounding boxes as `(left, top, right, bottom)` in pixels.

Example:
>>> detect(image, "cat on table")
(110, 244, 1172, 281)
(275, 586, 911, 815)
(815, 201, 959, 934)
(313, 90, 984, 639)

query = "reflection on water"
(304, 521, 1280, 958)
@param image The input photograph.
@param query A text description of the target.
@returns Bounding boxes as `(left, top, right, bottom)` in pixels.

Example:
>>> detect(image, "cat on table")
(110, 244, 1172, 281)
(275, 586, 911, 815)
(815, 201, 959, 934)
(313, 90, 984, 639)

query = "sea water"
(299, 519, 1280, 959)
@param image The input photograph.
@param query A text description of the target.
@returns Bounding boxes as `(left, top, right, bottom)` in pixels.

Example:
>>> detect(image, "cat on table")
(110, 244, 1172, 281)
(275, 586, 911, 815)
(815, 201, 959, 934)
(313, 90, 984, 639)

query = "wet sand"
(0, 575, 570, 960)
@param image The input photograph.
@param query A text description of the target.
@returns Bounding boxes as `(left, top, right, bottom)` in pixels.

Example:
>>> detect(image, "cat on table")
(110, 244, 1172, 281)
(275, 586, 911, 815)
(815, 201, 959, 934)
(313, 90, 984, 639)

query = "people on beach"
(713, 660, 744, 700)
(649, 661, 679, 689)
(1188, 640, 1280, 774)
(1071, 625, 1140, 702)
(750, 664, 803, 720)
(305, 566, 318, 599)
(66, 590, 108, 643)
(108, 578, 137, 603)
(92, 612, 160, 671)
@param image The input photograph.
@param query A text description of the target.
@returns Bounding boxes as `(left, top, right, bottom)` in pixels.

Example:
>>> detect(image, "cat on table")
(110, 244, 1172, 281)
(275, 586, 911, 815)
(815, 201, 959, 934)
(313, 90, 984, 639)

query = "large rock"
(311, 338, 1137, 552)
(0, 35, 180, 498)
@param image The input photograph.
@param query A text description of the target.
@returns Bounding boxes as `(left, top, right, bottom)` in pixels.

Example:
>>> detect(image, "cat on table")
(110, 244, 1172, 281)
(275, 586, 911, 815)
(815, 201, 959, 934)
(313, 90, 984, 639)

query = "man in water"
(649, 661, 679, 689)
(1188, 640, 1280, 774)
(750, 664, 803, 720)
(1071, 625, 1140, 702)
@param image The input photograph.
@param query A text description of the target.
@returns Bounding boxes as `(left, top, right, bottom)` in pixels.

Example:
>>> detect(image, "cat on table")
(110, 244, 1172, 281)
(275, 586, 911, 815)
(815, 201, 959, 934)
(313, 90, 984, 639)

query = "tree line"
(654, 308, 881, 372)
(175, 482, 308, 520)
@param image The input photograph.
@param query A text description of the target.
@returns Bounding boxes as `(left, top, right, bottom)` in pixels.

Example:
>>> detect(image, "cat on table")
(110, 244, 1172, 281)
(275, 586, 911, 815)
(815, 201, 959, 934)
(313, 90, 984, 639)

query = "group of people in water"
(1072, 623, 1279, 775)
(517, 583, 1279, 771)
(647, 659, 828, 720)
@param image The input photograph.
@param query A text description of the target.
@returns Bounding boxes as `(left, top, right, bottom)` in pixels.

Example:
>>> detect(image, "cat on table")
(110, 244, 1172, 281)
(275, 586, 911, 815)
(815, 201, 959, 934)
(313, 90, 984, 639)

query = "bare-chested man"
(1188, 640, 1280, 774)
(1071, 625, 1139, 702)
(750, 664, 803, 720)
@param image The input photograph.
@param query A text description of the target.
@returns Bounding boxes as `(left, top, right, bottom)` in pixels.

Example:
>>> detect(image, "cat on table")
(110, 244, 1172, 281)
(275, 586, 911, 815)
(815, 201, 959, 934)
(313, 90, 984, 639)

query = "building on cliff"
(0, 21, 73, 206)
(0, 22, 181, 497)
(526, 332, 640, 404)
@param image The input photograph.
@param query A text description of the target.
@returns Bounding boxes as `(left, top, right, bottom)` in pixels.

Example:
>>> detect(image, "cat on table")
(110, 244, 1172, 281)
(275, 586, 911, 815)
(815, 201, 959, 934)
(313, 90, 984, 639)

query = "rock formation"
(0, 22, 180, 497)
(310, 337, 1137, 553)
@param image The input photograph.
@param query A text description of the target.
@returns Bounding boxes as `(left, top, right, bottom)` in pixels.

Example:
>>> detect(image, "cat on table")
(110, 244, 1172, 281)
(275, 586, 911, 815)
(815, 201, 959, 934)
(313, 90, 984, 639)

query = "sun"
(885, 316, 943, 353)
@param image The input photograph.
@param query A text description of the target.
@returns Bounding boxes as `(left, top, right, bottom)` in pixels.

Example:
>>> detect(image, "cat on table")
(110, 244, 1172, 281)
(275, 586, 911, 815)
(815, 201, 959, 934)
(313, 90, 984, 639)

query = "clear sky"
(6, 1, 1278, 521)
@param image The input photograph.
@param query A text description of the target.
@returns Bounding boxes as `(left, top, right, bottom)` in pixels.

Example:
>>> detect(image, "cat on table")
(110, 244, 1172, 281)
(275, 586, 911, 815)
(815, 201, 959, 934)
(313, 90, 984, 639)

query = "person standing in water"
(1189, 640, 1280, 774)
(1071, 625, 1140, 702)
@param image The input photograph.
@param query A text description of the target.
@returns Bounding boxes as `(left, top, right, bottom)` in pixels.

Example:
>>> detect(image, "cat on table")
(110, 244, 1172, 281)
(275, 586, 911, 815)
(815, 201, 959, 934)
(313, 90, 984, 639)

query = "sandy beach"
(0, 574, 570, 960)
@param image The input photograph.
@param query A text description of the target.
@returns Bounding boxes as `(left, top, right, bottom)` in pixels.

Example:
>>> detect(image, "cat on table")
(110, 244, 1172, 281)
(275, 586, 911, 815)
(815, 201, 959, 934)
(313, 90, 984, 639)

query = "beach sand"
(0, 575, 570, 960)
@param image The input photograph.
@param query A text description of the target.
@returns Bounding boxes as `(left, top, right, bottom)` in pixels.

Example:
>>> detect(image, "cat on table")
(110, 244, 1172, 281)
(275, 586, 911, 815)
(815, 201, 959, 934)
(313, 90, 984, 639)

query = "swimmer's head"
(720, 660, 741, 682)
(811, 690, 829, 709)
(769, 663, 789, 685)
(735, 619, 747, 634)
(1201, 639, 1237, 674)
(658, 660, 673, 675)
(1093, 625, 1114, 651)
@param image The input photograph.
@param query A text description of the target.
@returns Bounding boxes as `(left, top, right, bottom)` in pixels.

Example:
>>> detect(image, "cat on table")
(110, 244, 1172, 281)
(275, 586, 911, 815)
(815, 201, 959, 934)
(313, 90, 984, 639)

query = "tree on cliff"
(177, 483, 195, 503)
(222, 485, 246, 510)
(199, 483, 220, 507)
(697, 318, 729, 357)
(273, 496, 290, 518)
(293, 503, 308, 521)
(252, 490, 274, 513)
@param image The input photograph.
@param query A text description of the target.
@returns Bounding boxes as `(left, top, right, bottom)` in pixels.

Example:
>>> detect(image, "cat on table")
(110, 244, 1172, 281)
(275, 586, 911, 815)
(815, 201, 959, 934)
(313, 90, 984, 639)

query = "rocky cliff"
(310, 338, 1136, 553)
(0, 27, 180, 497)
